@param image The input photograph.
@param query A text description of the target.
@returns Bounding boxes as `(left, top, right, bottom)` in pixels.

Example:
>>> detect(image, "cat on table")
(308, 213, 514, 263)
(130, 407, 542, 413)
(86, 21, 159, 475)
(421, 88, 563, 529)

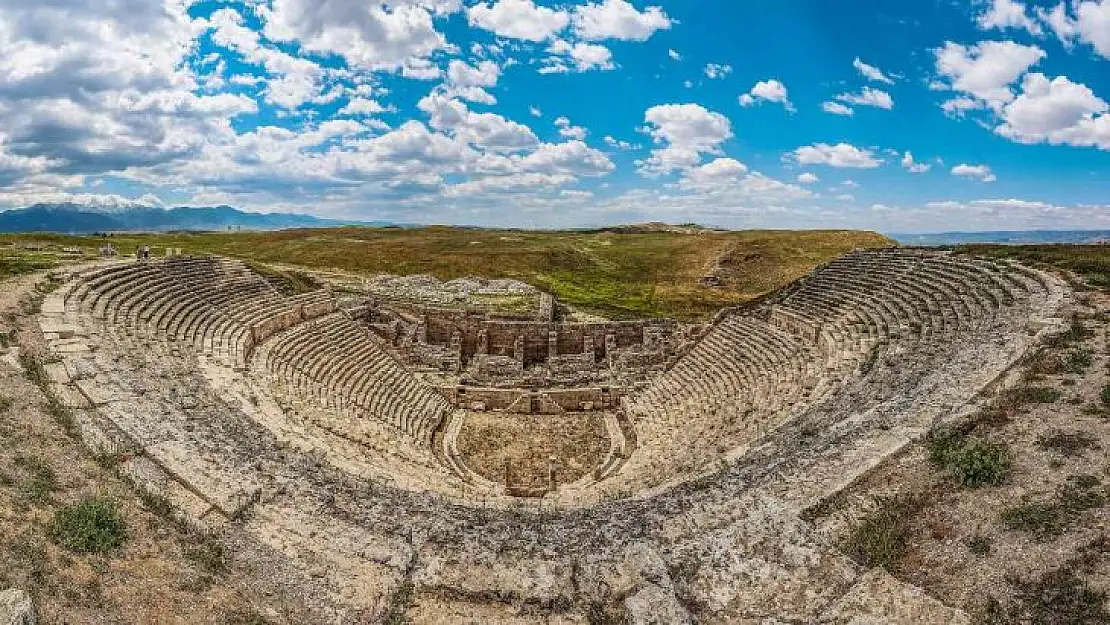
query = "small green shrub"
(1063, 348, 1093, 374)
(967, 534, 993, 556)
(51, 496, 127, 554)
(1036, 431, 1099, 458)
(0, 394, 13, 412)
(1101, 385, 1110, 408)
(927, 429, 1013, 487)
(1010, 386, 1063, 404)
(845, 495, 919, 568)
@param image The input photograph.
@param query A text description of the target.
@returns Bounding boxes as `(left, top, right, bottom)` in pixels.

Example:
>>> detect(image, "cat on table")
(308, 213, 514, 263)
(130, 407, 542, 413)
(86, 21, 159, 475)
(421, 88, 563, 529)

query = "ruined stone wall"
(440, 386, 621, 412)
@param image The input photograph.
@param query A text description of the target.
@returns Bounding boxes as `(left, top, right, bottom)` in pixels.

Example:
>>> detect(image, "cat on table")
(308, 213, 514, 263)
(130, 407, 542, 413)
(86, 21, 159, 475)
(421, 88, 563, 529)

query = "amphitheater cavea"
(31, 246, 1068, 623)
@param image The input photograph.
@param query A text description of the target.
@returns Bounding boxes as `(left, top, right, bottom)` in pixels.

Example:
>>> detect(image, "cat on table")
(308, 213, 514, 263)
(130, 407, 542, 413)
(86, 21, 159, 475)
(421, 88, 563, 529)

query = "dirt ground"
(0, 270, 291, 624)
(809, 285, 1110, 620)
(455, 411, 609, 491)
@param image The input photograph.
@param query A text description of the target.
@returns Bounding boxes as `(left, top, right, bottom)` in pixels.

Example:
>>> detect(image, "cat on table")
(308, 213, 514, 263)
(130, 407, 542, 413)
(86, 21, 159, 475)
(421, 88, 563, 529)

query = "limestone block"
(624, 585, 693, 625)
(145, 440, 262, 518)
(38, 321, 77, 339)
(49, 383, 92, 409)
(0, 589, 35, 625)
(117, 456, 217, 526)
(42, 363, 70, 385)
(74, 377, 128, 406)
(820, 569, 970, 625)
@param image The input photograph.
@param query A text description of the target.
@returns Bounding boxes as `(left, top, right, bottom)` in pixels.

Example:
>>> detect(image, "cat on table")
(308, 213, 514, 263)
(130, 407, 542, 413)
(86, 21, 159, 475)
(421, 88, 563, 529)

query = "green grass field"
(0, 227, 893, 319)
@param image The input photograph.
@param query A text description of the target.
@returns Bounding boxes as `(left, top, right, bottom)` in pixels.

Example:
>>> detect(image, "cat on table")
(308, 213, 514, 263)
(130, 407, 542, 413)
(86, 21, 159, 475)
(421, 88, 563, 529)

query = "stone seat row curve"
(64, 256, 450, 444)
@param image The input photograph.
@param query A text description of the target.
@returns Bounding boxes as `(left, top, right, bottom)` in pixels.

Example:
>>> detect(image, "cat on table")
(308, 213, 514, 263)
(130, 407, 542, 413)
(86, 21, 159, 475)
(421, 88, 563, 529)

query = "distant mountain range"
(889, 230, 1110, 246)
(0, 203, 385, 233)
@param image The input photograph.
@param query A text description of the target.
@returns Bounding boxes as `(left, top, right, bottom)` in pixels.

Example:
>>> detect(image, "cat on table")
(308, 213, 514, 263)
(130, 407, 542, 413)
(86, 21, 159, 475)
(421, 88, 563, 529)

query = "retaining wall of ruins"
(438, 385, 621, 413)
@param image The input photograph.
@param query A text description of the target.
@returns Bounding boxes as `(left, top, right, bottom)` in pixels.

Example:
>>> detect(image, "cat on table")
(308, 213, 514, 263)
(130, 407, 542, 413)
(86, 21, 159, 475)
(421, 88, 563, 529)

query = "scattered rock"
(0, 589, 36, 625)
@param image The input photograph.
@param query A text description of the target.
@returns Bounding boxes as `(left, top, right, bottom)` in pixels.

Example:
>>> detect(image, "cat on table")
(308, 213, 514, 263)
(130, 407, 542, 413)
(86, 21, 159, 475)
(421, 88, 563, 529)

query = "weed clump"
(1062, 348, 1093, 374)
(14, 454, 58, 505)
(967, 534, 993, 556)
(51, 496, 127, 554)
(982, 538, 1110, 624)
(1045, 315, 1093, 349)
(1000, 475, 1107, 541)
(1035, 431, 1099, 458)
(927, 429, 1013, 487)
(1007, 386, 1062, 405)
(844, 495, 920, 569)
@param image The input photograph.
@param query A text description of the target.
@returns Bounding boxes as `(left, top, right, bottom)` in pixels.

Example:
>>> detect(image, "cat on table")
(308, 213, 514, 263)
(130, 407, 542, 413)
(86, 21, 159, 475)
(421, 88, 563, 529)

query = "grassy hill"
(0, 227, 894, 320)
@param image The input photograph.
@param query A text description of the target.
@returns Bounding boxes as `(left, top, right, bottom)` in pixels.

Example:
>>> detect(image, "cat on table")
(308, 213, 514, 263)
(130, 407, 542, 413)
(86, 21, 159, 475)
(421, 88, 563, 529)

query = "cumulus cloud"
(791, 143, 883, 168)
(418, 93, 540, 152)
(951, 163, 997, 182)
(1038, 0, 1110, 59)
(933, 40, 1046, 111)
(739, 79, 795, 112)
(995, 73, 1110, 149)
(541, 39, 615, 73)
(821, 102, 854, 116)
(668, 49, 682, 61)
(339, 98, 389, 116)
(976, 0, 1043, 34)
(901, 152, 931, 173)
(467, 0, 568, 41)
(554, 116, 588, 140)
(604, 136, 638, 150)
(704, 64, 733, 79)
(572, 0, 672, 41)
(835, 86, 894, 110)
(261, 0, 456, 71)
(637, 104, 733, 175)
(797, 172, 820, 184)
(853, 58, 894, 84)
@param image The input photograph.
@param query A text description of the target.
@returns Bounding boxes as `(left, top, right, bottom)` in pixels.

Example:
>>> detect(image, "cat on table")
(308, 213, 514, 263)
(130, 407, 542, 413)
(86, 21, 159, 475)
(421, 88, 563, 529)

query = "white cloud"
(261, 0, 455, 71)
(418, 93, 540, 152)
(739, 79, 795, 112)
(951, 163, 998, 182)
(933, 40, 1046, 110)
(604, 136, 638, 150)
(668, 49, 682, 61)
(791, 143, 882, 168)
(637, 104, 733, 175)
(554, 116, 588, 140)
(821, 101, 855, 116)
(1038, 0, 1110, 59)
(901, 151, 931, 173)
(572, 0, 672, 41)
(704, 63, 733, 79)
(447, 59, 501, 88)
(529, 106, 543, 117)
(209, 8, 328, 109)
(797, 172, 820, 184)
(542, 40, 615, 73)
(835, 86, 894, 110)
(853, 58, 894, 84)
(995, 73, 1110, 149)
(976, 0, 1043, 35)
(467, 0, 569, 41)
(339, 98, 388, 116)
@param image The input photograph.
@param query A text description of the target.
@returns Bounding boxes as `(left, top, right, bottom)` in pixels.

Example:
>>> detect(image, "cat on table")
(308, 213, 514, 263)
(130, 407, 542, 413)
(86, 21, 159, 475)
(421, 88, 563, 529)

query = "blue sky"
(0, 0, 1108, 232)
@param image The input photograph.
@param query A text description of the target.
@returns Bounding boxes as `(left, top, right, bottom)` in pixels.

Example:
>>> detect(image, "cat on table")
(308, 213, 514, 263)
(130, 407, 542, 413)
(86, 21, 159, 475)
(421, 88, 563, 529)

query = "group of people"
(135, 245, 152, 259)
